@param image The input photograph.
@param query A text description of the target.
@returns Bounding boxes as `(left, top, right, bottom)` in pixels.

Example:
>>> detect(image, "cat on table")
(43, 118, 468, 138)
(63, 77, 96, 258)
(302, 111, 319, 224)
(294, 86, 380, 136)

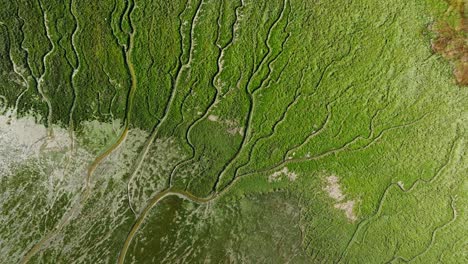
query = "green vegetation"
(0, 0, 466, 263)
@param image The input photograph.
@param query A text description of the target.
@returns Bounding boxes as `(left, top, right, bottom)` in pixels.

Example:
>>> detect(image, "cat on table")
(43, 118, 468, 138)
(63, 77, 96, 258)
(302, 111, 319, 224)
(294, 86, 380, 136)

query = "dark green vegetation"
(0, 0, 466, 263)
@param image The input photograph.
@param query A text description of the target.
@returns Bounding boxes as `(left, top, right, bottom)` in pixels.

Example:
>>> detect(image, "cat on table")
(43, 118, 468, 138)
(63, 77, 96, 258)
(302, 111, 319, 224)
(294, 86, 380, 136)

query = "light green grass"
(0, 0, 466, 263)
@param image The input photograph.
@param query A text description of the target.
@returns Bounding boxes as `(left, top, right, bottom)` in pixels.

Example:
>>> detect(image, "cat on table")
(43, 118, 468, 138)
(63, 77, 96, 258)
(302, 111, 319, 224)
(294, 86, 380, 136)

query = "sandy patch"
(207, 115, 243, 136)
(269, 167, 297, 182)
(323, 175, 357, 222)
(397, 181, 405, 189)
(335, 200, 357, 222)
(323, 175, 345, 201)
(208, 115, 219, 121)
(225, 120, 243, 136)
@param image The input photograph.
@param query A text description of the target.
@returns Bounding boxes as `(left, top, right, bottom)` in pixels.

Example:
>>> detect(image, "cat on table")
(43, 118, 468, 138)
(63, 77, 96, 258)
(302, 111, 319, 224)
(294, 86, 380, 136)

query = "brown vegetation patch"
(431, 0, 467, 86)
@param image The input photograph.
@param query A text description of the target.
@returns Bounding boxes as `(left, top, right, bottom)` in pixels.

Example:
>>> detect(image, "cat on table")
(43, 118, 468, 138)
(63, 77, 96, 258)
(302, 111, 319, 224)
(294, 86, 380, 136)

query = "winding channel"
(117, 189, 215, 264)
(19, 4, 138, 263)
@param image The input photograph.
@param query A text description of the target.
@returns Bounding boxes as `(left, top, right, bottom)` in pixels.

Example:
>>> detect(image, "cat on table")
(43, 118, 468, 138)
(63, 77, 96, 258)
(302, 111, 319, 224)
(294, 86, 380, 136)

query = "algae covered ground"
(0, 0, 467, 263)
